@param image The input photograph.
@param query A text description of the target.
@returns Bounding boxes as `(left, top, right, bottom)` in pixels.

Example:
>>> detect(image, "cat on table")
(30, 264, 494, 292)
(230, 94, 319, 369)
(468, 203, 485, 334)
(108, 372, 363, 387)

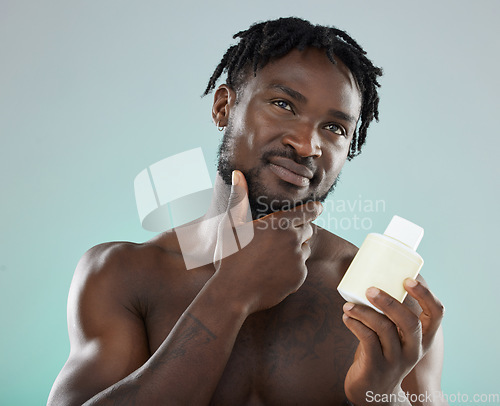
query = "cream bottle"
(337, 215, 424, 312)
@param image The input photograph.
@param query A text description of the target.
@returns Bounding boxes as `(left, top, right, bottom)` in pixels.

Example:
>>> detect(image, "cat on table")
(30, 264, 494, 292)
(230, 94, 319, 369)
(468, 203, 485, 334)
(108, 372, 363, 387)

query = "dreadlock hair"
(203, 17, 383, 160)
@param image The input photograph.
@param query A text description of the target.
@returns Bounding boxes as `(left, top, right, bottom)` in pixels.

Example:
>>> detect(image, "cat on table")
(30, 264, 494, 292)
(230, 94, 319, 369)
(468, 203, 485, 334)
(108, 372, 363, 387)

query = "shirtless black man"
(48, 17, 446, 406)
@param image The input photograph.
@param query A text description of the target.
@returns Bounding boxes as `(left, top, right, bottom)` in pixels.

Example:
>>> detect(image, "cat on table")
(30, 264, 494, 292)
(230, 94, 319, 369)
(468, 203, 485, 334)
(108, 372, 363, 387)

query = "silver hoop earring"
(217, 122, 225, 132)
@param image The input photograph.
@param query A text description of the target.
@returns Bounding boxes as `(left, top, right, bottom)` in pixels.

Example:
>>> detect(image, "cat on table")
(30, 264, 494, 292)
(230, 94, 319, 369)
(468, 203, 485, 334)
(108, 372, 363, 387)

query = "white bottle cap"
(383, 215, 424, 251)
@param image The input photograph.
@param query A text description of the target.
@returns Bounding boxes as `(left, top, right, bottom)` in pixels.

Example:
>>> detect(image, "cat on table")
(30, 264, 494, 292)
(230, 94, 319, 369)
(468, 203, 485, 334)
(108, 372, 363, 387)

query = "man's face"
(216, 47, 362, 218)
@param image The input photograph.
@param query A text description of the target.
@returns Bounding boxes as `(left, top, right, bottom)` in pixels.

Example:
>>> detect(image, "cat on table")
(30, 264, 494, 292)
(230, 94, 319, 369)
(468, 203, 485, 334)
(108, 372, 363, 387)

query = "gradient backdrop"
(1, 0, 499, 404)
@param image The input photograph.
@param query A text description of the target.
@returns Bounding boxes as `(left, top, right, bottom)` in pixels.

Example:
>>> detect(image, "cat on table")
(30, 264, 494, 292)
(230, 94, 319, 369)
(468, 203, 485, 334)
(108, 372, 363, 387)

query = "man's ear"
(212, 84, 237, 128)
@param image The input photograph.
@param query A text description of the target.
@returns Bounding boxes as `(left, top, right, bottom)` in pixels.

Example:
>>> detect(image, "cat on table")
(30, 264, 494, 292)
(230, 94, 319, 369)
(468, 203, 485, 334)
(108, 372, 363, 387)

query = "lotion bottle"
(337, 215, 424, 312)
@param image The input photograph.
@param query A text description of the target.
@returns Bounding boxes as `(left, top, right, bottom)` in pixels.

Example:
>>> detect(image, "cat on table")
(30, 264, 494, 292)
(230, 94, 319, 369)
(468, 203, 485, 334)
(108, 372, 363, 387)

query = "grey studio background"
(1, 1, 499, 404)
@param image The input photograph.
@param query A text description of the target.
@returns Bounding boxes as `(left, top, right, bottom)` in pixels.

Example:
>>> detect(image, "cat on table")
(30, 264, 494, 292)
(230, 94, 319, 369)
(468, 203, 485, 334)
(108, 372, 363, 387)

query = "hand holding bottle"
(342, 279, 445, 405)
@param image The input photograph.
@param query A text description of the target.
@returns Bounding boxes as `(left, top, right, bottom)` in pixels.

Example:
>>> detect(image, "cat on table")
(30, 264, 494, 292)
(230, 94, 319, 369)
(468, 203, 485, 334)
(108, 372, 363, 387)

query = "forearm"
(84, 276, 249, 406)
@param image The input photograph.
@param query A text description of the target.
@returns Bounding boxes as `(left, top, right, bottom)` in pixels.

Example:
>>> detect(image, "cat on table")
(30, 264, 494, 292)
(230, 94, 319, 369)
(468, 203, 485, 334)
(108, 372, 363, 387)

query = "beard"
(217, 126, 339, 219)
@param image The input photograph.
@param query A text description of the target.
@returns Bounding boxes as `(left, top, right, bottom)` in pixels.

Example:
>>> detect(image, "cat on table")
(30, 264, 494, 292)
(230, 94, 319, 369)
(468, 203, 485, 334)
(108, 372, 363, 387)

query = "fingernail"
(232, 171, 239, 186)
(366, 287, 380, 298)
(404, 278, 418, 288)
(343, 302, 354, 312)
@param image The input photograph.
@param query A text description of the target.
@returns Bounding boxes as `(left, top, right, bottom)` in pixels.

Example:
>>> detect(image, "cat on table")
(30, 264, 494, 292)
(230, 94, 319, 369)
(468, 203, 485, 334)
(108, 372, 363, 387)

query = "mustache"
(261, 148, 316, 173)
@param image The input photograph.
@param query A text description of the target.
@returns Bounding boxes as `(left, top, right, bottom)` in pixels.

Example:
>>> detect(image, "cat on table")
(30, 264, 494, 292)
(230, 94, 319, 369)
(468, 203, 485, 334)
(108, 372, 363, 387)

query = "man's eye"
(325, 123, 346, 136)
(273, 100, 293, 112)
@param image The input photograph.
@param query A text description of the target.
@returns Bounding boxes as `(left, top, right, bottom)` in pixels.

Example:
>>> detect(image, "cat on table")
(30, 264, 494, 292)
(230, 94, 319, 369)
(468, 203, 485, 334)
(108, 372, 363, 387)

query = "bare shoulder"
(79, 231, 179, 267)
(74, 232, 182, 284)
(74, 241, 140, 282)
(68, 232, 188, 321)
(49, 234, 185, 406)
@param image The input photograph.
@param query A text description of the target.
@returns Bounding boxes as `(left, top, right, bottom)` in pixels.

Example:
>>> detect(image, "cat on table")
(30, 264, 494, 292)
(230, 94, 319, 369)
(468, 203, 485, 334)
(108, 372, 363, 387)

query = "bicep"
(48, 246, 150, 405)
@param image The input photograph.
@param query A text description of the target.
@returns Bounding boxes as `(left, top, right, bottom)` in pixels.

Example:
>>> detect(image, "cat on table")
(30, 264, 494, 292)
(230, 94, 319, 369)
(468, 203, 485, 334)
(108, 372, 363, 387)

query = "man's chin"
(216, 162, 339, 219)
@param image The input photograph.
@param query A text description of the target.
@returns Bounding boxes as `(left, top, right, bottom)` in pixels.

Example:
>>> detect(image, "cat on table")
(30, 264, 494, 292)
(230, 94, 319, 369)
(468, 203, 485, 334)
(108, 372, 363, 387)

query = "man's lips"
(268, 156, 314, 187)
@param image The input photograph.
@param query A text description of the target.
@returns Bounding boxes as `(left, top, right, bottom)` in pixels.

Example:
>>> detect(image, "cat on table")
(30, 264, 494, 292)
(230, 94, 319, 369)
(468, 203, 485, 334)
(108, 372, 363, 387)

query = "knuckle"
(228, 191, 243, 206)
(278, 217, 291, 230)
(302, 243, 312, 259)
(378, 317, 396, 334)
(305, 201, 322, 216)
(294, 244, 306, 258)
(290, 216, 303, 228)
(359, 328, 378, 344)
(305, 222, 313, 237)
(407, 319, 423, 337)
(398, 312, 421, 335)
(420, 286, 433, 298)
(435, 301, 446, 317)
(300, 227, 313, 245)
(380, 295, 395, 309)
(418, 284, 436, 303)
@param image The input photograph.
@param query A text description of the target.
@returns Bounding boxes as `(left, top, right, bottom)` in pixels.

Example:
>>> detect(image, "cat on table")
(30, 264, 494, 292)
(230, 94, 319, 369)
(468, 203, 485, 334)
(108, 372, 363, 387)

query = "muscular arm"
(48, 172, 320, 405)
(48, 243, 249, 406)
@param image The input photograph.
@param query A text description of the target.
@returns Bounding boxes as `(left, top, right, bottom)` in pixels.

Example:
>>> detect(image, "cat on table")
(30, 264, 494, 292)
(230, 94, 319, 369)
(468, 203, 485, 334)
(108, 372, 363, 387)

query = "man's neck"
(164, 173, 233, 270)
(202, 173, 233, 221)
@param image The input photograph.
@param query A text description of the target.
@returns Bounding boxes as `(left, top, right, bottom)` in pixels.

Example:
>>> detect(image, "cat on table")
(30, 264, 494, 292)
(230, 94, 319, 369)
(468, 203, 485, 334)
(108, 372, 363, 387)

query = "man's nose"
(281, 124, 322, 158)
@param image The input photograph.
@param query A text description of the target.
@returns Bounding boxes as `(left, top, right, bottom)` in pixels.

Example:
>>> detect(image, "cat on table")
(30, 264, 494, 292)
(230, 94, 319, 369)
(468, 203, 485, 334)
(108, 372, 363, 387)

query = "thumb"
(228, 170, 254, 250)
(227, 170, 251, 226)
(214, 170, 252, 268)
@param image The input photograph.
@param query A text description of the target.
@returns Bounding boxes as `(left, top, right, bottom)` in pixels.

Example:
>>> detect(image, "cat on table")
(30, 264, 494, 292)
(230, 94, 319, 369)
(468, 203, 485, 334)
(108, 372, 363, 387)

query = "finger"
(404, 279, 445, 350)
(366, 287, 422, 359)
(302, 223, 314, 244)
(228, 170, 251, 226)
(213, 214, 239, 268)
(215, 170, 250, 265)
(213, 216, 239, 269)
(342, 310, 384, 362)
(302, 239, 312, 258)
(343, 302, 402, 363)
(289, 201, 323, 226)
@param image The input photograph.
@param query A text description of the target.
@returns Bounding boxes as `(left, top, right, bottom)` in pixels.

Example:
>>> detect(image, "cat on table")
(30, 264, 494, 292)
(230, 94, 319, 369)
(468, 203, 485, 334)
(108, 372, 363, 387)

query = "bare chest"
(213, 280, 356, 405)
(145, 267, 357, 405)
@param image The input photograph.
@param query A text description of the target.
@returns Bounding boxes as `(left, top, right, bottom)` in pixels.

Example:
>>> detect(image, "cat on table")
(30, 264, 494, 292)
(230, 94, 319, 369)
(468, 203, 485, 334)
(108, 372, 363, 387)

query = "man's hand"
(342, 278, 445, 405)
(213, 170, 323, 315)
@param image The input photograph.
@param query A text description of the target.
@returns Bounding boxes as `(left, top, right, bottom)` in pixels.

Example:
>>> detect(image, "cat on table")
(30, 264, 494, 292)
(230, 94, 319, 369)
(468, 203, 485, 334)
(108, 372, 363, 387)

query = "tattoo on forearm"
(150, 312, 217, 369)
(85, 314, 218, 405)
(186, 312, 217, 340)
